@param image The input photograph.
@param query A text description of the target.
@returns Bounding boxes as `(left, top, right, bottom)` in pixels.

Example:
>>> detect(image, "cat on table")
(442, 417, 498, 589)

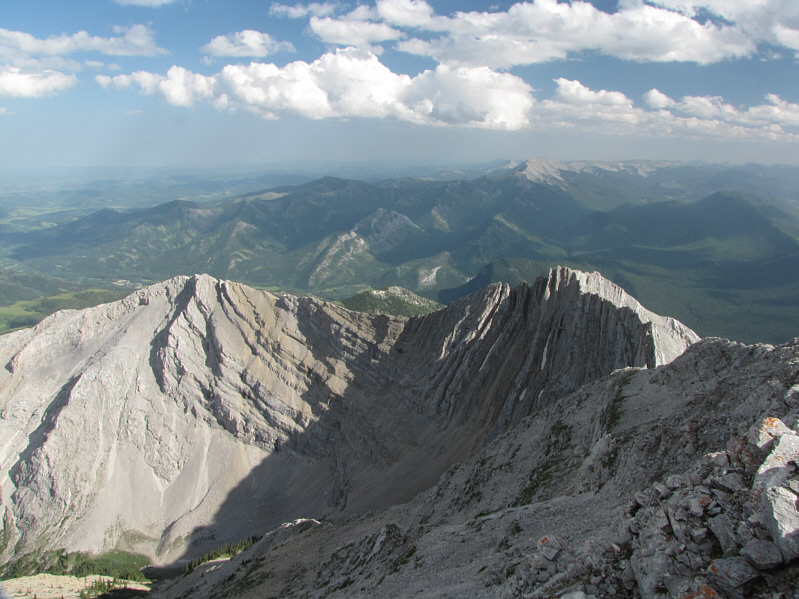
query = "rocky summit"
(1, 267, 798, 598)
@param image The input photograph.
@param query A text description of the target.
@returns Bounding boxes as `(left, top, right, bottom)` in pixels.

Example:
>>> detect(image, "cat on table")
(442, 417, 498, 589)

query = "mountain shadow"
(173, 268, 698, 565)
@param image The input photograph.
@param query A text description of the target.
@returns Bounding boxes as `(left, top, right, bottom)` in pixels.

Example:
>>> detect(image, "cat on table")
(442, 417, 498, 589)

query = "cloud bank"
(98, 48, 535, 129)
(0, 66, 77, 98)
(6, 0, 799, 147)
(0, 24, 165, 98)
(202, 30, 295, 58)
(96, 46, 799, 142)
(285, 0, 781, 65)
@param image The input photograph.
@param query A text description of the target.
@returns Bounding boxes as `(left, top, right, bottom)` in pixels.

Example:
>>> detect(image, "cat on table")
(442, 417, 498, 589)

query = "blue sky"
(1, 0, 798, 169)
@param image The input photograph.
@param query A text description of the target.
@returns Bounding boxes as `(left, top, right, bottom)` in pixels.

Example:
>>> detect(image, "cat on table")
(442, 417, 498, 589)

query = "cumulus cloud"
(375, 0, 437, 28)
(309, 17, 404, 49)
(269, 2, 341, 19)
(773, 23, 799, 51)
(0, 66, 77, 97)
(202, 30, 295, 58)
(99, 48, 534, 129)
(296, 0, 763, 67)
(637, 88, 799, 131)
(653, 0, 799, 52)
(99, 49, 799, 144)
(554, 79, 631, 107)
(533, 79, 643, 131)
(81, 0, 797, 145)
(391, 1, 754, 67)
(0, 24, 166, 59)
(98, 66, 215, 107)
(0, 24, 166, 100)
(751, 94, 799, 126)
(644, 89, 677, 109)
(295, 0, 799, 67)
(408, 64, 534, 129)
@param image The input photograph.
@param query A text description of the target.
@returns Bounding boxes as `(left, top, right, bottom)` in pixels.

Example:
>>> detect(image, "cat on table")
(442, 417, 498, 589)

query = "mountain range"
(1, 267, 798, 598)
(2, 159, 798, 344)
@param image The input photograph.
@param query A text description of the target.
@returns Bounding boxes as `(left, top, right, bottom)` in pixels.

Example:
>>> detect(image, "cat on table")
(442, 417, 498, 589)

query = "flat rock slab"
(706, 557, 760, 599)
(740, 539, 784, 570)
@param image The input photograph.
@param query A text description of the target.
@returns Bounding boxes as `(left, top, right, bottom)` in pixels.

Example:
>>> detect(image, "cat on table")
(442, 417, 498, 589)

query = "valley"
(1, 159, 798, 344)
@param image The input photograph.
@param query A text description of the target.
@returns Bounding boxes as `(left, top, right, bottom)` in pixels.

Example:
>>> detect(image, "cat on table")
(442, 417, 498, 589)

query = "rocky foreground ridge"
(0, 267, 694, 564)
(159, 341, 799, 599)
(2, 266, 798, 598)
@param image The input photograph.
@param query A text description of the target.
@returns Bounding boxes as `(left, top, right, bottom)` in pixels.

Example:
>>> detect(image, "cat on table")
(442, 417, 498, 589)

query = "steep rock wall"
(0, 267, 697, 566)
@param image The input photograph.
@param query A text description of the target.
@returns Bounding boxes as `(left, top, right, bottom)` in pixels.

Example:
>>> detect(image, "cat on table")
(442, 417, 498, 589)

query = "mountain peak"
(544, 266, 699, 366)
(515, 157, 572, 185)
(0, 268, 698, 569)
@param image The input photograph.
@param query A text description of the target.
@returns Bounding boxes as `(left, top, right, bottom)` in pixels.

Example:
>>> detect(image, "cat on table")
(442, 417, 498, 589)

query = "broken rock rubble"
(518, 416, 799, 599)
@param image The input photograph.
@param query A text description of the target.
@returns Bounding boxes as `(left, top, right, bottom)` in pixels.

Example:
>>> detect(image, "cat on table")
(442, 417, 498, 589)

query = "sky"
(1, 0, 799, 169)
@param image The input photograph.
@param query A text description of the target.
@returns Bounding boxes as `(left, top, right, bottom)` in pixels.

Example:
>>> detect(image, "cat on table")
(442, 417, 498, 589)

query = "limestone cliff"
(158, 338, 799, 599)
(0, 267, 697, 568)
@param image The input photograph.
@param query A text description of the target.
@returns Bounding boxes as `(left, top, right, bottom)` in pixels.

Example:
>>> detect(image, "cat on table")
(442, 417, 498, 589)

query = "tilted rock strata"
(0, 267, 697, 567)
(154, 338, 799, 599)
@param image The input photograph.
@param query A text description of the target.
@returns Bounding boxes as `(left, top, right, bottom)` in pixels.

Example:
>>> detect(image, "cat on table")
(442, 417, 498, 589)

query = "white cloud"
(0, 25, 166, 59)
(773, 23, 799, 51)
(501, 78, 799, 144)
(653, 0, 799, 56)
(309, 17, 404, 49)
(536, 79, 642, 131)
(96, 40, 798, 143)
(375, 0, 437, 27)
(0, 24, 166, 101)
(269, 2, 340, 19)
(202, 30, 295, 57)
(676, 95, 738, 120)
(0, 66, 77, 98)
(100, 48, 534, 129)
(269, 0, 799, 68)
(644, 89, 676, 109)
(98, 66, 215, 107)
(554, 79, 631, 106)
(390, 1, 753, 67)
(750, 94, 799, 127)
(641, 90, 799, 131)
(159, 67, 216, 107)
(407, 64, 534, 129)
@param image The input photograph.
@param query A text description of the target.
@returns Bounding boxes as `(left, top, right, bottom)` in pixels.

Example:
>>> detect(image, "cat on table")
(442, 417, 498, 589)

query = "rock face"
(0, 267, 697, 568)
(156, 340, 799, 599)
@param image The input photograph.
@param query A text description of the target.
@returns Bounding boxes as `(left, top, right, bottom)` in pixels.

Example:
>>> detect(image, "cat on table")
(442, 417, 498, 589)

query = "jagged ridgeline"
(1, 267, 798, 598)
(6, 160, 799, 344)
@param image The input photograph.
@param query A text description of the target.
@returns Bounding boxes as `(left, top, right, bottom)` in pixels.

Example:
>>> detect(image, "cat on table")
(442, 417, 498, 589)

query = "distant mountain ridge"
(2, 159, 799, 343)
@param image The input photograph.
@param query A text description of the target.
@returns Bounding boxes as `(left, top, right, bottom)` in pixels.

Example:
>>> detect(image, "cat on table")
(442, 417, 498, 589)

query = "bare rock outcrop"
(0, 267, 697, 571)
(154, 338, 799, 599)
